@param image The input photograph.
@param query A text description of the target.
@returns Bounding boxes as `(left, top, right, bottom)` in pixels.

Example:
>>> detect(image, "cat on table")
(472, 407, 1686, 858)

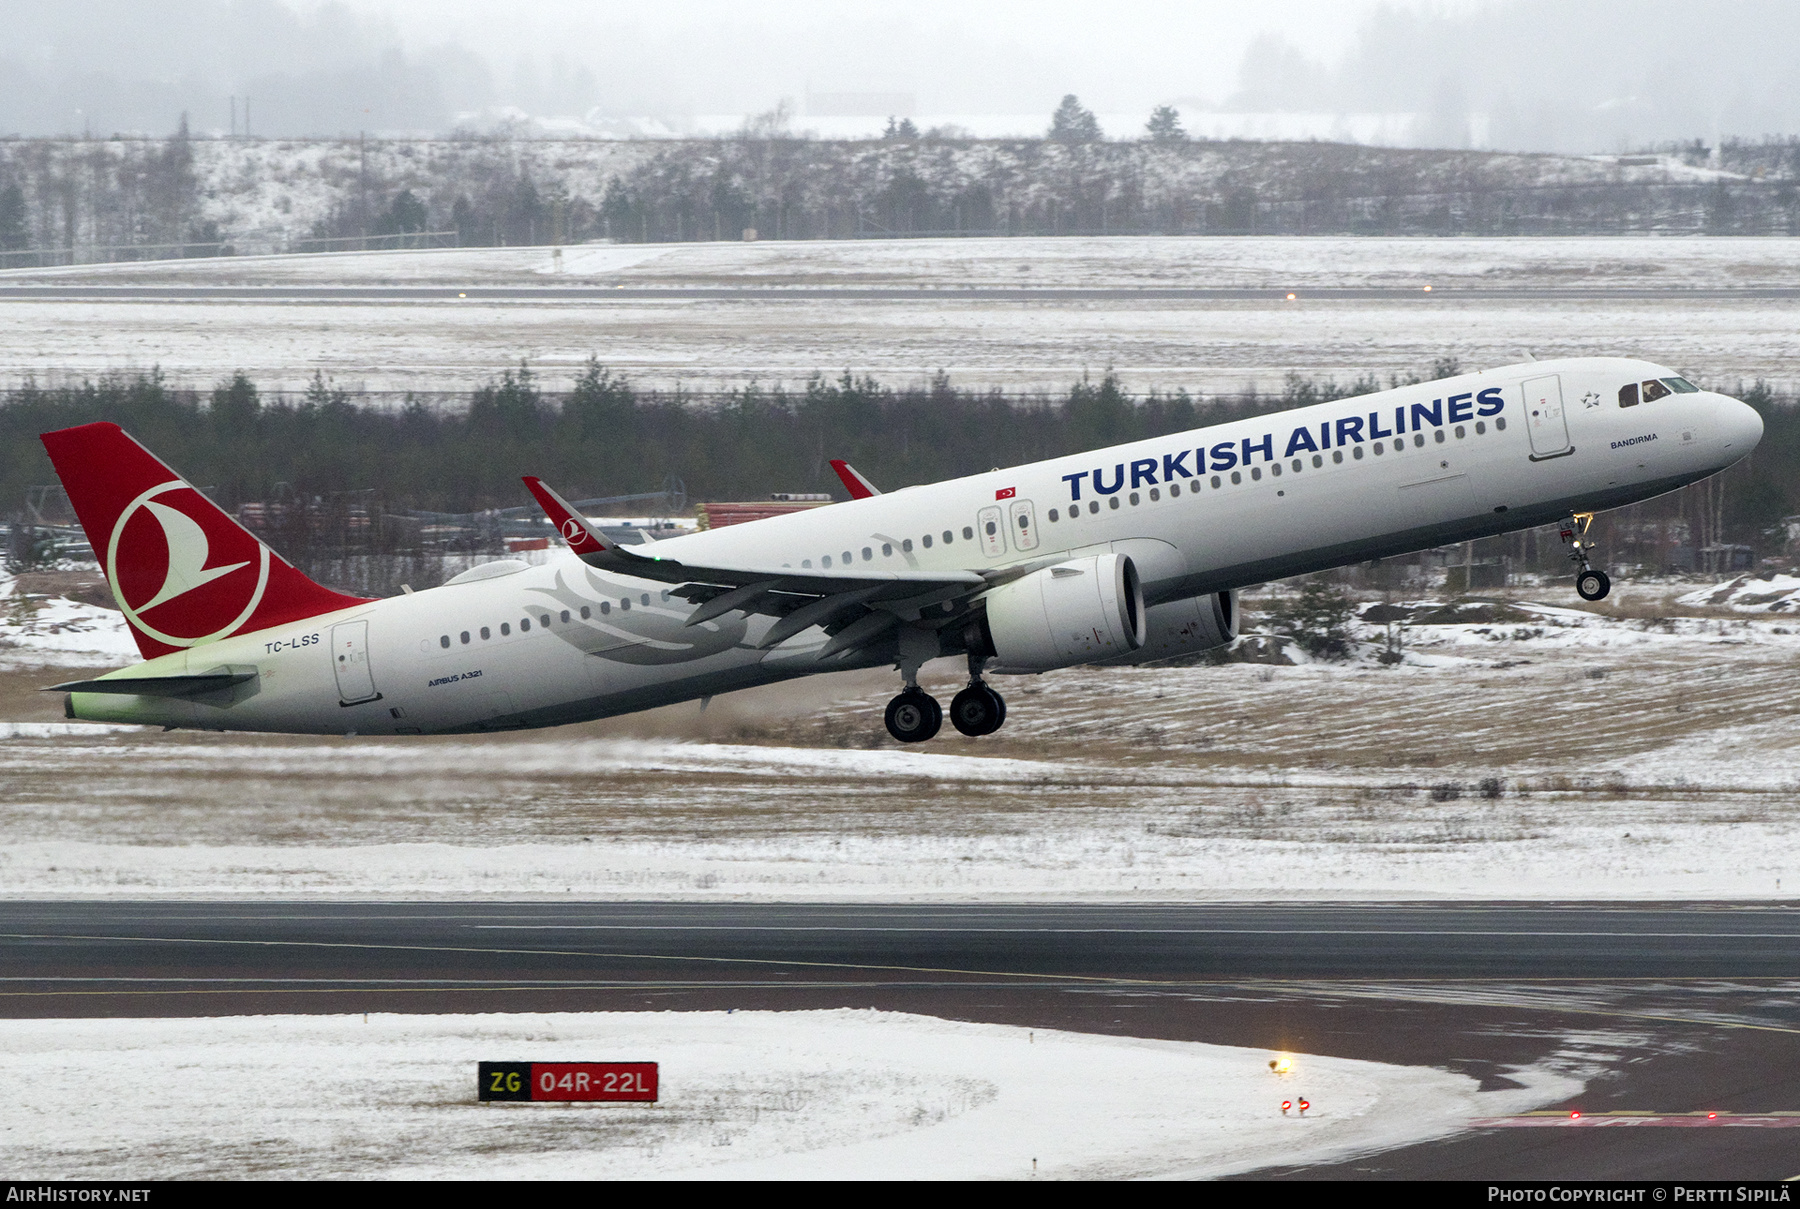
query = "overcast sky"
(1, 0, 1795, 151)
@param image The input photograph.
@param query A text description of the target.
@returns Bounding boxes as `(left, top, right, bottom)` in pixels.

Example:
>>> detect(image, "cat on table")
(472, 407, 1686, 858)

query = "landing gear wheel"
(949, 683, 1007, 737)
(885, 688, 942, 743)
(1576, 569, 1611, 602)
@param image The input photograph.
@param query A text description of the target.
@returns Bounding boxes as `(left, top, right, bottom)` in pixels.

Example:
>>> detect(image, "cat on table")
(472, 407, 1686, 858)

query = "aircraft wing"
(522, 477, 997, 648)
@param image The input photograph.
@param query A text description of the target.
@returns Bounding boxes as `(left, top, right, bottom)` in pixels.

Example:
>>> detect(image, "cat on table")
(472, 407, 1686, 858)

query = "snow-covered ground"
(0, 1008, 1573, 1180)
(2, 289, 1791, 399)
(4, 569, 1799, 902)
(2, 238, 1795, 396)
(1678, 573, 1800, 614)
(10, 235, 1800, 291)
(0, 568, 136, 670)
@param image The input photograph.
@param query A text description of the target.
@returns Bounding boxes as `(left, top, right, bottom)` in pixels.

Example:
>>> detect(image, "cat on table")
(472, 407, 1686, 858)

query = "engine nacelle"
(978, 553, 1146, 673)
(1096, 589, 1239, 666)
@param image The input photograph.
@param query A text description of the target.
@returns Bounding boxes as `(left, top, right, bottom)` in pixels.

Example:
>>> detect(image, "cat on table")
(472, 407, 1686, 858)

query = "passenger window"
(439, 635, 450, 649)
(519, 618, 530, 632)
(902, 539, 913, 552)
(1088, 500, 1100, 513)
(822, 555, 833, 568)
(1641, 379, 1671, 403)
(460, 631, 470, 644)
(1128, 492, 1140, 505)
(962, 527, 973, 540)
(1169, 483, 1180, 497)
(620, 598, 630, 611)
(1049, 509, 1059, 521)
(1230, 471, 1242, 484)
(1496, 416, 1507, 430)
(480, 626, 491, 640)
(579, 607, 589, 620)
(1619, 383, 1639, 407)
(921, 535, 932, 548)
(1109, 497, 1121, 509)
(500, 623, 510, 636)
(985, 521, 997, 535)
(642, 594, 650, 605)
(1311, 455, 1323, 467)
(1434, 430, 1446, 444)
(1413, 434, 1424, 447)
(1455, 425, 1465, 438)
(1475, 421, 1486, 435)
(1149, 487, 1160, 500)
(1291, 460, 1302, 472)
(841, 551, 852, 564)
(882, 543, 892, 556)
(1251, 467, 1262, 479)
(1332, 450, 1344, 463)
(862, 547, 872, 560)
(560, 610, 570, 623)
(600, 602, 611, 614)
(1210, 475, 1221, 488)
(1352, 447, 1363, 460)
(943, 530, 954, 544)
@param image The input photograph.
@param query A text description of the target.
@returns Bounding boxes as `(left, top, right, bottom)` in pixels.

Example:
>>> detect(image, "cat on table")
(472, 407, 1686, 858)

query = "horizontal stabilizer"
(48, 672, 257, 698)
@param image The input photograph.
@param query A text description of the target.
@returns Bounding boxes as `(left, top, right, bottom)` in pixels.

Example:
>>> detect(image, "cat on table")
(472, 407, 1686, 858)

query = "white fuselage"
(70, 357, 1761, 735)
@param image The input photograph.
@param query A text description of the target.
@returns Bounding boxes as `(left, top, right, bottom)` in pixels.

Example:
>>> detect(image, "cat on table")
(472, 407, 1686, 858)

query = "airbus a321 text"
(40, 357, 1762, 743)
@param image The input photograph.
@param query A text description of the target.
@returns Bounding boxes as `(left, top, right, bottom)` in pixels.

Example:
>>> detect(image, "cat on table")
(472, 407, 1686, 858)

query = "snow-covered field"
(4, 566, 1799, 901)
(0, 1008, 1574, 1180)
(10, 235, 1800, 291)
(2, 239, 1795, 396)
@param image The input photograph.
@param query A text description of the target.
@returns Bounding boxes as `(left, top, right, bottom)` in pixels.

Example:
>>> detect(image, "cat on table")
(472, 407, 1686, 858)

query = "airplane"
(40, 356, 1761, 743)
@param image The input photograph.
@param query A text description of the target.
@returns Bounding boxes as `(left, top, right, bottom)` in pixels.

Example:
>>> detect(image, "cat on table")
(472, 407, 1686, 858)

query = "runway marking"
(1478, 1113, 1800, 1128)
(470, 926, 1800, 938)
(4, 932, 1800, 1038)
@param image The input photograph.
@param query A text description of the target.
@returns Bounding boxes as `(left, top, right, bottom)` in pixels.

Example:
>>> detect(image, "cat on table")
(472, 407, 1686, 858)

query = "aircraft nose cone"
(1717, 396, 1764, 454)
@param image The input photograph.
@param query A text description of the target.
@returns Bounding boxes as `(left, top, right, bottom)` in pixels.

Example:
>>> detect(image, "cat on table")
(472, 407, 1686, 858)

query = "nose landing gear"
(1561, 512, 1612, 601)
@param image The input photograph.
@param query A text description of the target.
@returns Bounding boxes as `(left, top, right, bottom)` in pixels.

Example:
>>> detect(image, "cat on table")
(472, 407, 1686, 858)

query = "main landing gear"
(1560, 512, 1612, 602)
(883, 656, 1008, 743)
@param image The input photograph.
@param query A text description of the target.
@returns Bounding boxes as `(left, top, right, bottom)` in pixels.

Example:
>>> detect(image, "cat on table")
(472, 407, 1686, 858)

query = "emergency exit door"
(1522, 374, 1573, 460)
(331, 620, 381, 705)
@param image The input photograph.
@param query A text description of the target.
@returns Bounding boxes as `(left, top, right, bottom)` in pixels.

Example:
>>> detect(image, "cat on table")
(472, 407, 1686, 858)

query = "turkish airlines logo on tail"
(108, 481, 271, 648)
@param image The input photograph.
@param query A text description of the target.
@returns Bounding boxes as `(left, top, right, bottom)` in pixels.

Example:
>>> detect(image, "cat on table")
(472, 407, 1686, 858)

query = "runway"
(4, 285, 1799, 302)
(5, 900, 1800, 1178)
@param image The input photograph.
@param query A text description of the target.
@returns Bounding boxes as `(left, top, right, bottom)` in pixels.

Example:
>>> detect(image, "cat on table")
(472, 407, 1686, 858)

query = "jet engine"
(1097, 589, 1239, 666)
(974, 553, 1146, 673)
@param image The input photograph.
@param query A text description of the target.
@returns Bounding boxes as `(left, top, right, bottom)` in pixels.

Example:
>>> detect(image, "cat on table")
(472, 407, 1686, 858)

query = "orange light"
(1423, 284, 1433, 292)
(1286, 293, 1297, 301)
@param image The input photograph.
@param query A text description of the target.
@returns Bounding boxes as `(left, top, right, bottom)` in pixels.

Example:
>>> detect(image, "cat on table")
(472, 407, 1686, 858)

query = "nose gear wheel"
(1559, 512, 1611, 601)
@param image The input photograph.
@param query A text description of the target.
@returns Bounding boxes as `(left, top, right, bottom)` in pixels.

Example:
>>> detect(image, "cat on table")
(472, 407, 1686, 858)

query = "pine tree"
(1144, 105, 1186, 143)
(0, 183, 26, 251)
(1048, 95, 1102, 144)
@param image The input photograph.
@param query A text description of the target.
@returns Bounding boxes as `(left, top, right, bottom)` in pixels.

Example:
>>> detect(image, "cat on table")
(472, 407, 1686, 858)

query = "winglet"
(521, 476, 610, 557)
(829, 459, 881, 499)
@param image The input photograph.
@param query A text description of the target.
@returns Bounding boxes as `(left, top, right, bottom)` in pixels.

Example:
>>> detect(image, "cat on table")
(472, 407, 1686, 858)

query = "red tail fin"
(39, 422, 373, 660)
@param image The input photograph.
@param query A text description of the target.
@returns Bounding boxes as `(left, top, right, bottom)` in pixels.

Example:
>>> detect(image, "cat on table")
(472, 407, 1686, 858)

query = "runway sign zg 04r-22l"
(479, 1062, 659, 1102)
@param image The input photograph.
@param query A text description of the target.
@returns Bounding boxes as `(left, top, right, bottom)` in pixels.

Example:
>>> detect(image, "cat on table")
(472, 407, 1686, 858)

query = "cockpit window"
(1664, 377, 1699, 393)
(1641, 379, 1672, 403)
(1618, 383, 1639, 407)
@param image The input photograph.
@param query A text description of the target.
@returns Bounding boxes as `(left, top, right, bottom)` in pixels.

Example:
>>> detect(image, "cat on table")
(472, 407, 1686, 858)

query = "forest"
(3, 363, 1792, 588)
